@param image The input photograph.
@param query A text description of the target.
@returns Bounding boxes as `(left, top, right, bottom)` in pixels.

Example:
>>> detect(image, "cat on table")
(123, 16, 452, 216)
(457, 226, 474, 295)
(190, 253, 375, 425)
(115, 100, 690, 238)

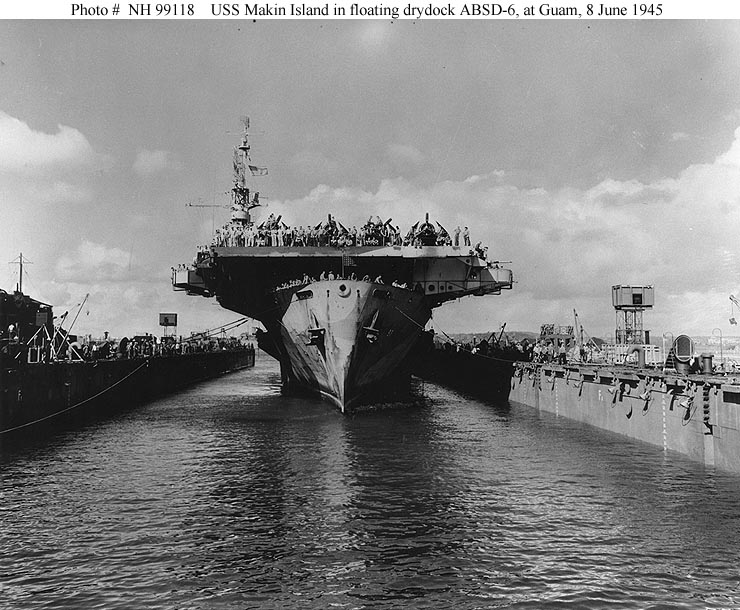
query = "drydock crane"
(729, 294, 740, 325)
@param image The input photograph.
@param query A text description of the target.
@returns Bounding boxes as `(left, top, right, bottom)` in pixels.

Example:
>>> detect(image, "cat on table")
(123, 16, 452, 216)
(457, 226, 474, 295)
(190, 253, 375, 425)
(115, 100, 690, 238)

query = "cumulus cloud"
(715, 126, 740, 167)
(22, 233, 235, 339)
(55, 240, 133, 283)
(585, 178, 677, 207)
(37, 276, 239, 340)
(0, 111, 98, 173)
(17, 122, 740, 339)
(465, 171, 506, 185)
(259, 124, 740, 336)
(132, 149, 184, 176)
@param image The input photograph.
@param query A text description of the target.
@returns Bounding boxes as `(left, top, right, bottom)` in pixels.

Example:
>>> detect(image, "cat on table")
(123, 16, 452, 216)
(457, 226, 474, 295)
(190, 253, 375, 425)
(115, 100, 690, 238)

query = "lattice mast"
(230, 115, 266, 225)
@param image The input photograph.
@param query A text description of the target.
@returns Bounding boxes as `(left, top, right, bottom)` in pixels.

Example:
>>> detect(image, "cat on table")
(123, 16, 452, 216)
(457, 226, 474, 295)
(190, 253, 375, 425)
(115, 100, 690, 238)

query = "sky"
(2, 19, 740, 342)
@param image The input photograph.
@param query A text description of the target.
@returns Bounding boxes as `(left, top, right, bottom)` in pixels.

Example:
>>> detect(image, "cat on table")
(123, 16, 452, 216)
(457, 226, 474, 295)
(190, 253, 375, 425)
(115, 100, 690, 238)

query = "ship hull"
(175, 244, 513, 413)
(264, 280, 430, 411)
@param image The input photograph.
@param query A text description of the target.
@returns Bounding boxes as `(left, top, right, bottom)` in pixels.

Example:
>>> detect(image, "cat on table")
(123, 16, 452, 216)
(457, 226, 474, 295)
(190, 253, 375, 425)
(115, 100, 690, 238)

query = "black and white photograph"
(2, 12, 740, 609)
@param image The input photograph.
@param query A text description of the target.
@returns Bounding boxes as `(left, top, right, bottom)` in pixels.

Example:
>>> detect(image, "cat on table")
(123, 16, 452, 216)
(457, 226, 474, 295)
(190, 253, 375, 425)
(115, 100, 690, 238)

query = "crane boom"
(729, 295, 740, 325)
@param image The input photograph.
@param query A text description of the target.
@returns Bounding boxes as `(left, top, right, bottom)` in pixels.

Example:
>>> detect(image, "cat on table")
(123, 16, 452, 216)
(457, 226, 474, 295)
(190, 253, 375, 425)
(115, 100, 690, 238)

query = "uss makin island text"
(71, 2, 666, 17)
(207, 3, 664, 17)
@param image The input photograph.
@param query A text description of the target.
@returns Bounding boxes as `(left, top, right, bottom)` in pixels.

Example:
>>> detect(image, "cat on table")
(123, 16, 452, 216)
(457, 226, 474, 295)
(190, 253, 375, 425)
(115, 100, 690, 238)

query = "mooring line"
(0, 359, 151, 435)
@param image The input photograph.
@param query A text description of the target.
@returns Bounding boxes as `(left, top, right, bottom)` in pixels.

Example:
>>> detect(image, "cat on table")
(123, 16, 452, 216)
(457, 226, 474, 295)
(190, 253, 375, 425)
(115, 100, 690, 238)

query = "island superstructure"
(173, 118, 514, 411)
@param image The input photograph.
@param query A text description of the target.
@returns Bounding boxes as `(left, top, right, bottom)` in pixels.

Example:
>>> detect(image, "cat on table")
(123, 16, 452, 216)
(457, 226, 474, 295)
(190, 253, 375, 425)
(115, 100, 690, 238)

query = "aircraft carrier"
(173, 118, 514, 411)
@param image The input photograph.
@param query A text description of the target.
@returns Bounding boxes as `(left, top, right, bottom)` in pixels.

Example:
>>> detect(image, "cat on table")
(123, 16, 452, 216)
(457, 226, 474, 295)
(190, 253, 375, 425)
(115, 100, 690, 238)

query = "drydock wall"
(510, 362, 740, 474)
(1, 349, 255, 434)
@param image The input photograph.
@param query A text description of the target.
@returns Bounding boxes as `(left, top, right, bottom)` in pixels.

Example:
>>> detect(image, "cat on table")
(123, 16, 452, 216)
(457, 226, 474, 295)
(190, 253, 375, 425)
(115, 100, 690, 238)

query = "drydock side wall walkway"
(510, 362, 740, 473)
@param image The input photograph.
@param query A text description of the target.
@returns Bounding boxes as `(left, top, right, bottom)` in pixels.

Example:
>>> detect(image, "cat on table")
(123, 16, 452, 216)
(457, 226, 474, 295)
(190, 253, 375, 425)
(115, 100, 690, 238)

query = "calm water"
(2, 357, 740, 609)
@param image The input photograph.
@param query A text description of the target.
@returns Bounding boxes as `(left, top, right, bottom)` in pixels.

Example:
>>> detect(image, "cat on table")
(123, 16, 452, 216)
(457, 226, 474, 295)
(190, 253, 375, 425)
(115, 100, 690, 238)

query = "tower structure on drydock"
(173, 118, 514, 411)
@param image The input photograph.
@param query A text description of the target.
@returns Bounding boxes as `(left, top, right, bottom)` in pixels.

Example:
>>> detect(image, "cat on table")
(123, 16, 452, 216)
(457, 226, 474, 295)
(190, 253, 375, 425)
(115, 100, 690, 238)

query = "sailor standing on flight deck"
(463, 226, 470, 246)
(453, 226, 460, 246)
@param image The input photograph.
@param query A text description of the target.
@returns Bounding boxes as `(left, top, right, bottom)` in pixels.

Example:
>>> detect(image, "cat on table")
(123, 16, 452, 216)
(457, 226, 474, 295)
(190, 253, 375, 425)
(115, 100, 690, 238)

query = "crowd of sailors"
(210, 214, 486, 257)
(272, 272, 408, 293)
(62, 334, 254, 362)
(442, 338, 587, 365)
(447, 337, 740, 371)
(2, 328, 255, 365)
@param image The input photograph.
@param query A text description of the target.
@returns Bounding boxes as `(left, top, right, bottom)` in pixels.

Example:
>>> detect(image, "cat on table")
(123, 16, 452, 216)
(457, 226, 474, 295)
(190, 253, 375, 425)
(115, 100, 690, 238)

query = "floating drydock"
(510, 361, 740, 473)
(1, 288, 255, 437)
(419, 282, 740, 474)
(413, 342, 516, 400)
(1, 349, 255, 436)
(420, 342, 740, 474)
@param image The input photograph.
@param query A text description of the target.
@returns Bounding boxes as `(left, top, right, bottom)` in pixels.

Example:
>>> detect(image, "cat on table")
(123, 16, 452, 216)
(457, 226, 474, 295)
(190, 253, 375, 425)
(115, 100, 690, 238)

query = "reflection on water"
(2, 357, 740, 609)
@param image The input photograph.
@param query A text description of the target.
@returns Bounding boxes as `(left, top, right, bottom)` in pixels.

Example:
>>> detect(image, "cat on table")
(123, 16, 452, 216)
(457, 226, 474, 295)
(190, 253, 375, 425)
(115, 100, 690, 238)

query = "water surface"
(2, 357, 740, 609)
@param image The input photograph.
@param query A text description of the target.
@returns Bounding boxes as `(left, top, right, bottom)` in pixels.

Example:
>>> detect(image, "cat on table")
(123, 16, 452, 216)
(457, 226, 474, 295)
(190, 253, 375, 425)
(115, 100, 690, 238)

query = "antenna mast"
(229, 115, 266, 226)
(9, 252, 32, 293)
(233, 116, 253, 208)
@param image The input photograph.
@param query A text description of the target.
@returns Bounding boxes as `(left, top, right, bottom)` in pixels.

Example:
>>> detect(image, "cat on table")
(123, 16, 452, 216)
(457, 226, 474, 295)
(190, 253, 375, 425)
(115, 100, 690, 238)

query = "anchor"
(308, 328, 325, 346)
(305, 313, 327, 359)
(363, 311, 381, 344)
